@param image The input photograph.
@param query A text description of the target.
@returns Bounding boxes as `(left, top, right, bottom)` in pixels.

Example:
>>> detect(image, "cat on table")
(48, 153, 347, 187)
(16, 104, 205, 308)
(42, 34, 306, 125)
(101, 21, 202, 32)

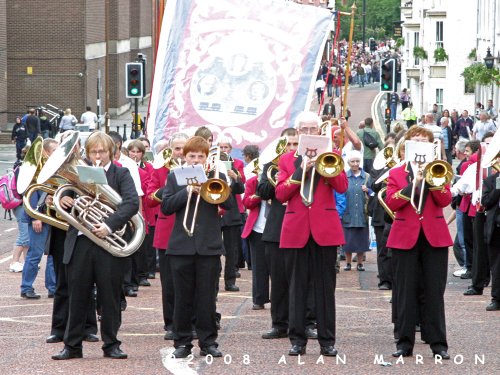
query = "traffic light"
(385, 107, 391, 120)
(370, 39, 376, 52)
(125, 62, 143, 98)
(380, 58, 396, 92)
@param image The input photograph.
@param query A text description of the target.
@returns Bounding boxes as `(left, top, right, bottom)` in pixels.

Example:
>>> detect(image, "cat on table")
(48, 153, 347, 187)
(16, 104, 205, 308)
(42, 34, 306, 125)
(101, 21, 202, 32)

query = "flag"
(147, 0, 332, 152)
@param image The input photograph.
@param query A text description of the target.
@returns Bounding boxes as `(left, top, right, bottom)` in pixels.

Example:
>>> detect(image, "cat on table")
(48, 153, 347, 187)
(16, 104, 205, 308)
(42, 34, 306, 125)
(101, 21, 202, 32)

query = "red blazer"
(139, 161, 157, 227)
(233, 158, 246, 213)
(385, 163, 453, 250)
(145, 166, 175, 250)
(275, 150, 348, 249)
(241, 176, 261, 238)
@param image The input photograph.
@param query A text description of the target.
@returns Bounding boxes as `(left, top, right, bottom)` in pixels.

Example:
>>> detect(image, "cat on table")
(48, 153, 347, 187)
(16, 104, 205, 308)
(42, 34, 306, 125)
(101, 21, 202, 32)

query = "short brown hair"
(127, 139, 146, 153)
(404, 126, 434, 142)
(194, 126, 213, 141)
(85, 131, 115, 159)
(183, 136, 209, 156)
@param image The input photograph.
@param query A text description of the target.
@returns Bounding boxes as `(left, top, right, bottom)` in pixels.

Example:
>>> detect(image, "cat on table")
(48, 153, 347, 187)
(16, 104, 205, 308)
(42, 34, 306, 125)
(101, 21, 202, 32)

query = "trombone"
(183, 146, 231, 236)
(410, 140, 454, 214)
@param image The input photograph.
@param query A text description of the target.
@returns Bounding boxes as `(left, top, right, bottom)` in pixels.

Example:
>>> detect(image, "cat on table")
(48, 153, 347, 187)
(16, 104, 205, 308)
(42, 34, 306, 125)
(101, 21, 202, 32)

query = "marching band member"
(161, 136, 231, 359)
(241, 158, 270, 310)
(52, 131, 139, 360)
(146, 133, 188, 340)
(385, 126, 453, 359)
(275, 111, 348, 357)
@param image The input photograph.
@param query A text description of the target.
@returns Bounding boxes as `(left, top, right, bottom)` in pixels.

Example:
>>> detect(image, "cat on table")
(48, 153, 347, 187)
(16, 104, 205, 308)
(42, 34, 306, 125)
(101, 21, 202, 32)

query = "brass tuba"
(18, 137, 69, 231)
(37, 132, 146, 257)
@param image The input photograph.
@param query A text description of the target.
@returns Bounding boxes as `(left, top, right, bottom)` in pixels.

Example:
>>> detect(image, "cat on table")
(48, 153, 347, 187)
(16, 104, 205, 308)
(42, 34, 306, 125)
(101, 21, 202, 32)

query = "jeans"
(455, 209, 466, 267)
(390, 103, 397, 120)
(21, 223, 56, 294)
(15, 139, 27, 160)
(14, 206, 29, 247)
(41, 130, 50, 139)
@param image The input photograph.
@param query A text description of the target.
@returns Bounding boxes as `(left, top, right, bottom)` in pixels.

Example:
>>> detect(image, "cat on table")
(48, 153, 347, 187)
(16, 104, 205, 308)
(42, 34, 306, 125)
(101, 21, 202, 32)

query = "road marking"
(161, 347, 198, 375)
(5, 228, 16, 232)
(0, 255, 13, 264)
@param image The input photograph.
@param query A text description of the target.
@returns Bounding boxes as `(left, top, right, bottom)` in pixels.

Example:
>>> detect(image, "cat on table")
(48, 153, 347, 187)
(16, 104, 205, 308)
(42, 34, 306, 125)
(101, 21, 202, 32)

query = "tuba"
(18, 136, 69, 231)
(37, 132, 145, 257)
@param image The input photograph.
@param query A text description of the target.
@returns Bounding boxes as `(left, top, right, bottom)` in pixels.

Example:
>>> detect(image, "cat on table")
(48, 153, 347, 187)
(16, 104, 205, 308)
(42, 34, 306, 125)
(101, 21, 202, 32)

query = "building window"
(436, 88, 444, 113)
(414, 32, 420, 65)
(436, 21, 444, 49)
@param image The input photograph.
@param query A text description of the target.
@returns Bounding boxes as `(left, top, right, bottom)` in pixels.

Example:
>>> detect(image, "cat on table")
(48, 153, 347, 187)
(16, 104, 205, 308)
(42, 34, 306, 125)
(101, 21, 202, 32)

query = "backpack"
(0, 168, 22, 210)
(363, 130, 378, 149)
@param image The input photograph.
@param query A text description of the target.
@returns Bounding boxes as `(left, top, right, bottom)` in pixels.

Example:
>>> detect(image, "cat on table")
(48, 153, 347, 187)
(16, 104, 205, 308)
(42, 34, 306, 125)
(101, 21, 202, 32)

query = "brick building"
(0, 0, 153, 131)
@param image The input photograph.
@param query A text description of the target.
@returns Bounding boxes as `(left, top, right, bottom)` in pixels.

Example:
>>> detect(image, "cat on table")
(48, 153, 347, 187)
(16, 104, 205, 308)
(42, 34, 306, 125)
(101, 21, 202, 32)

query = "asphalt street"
(0, 85, 498, 374)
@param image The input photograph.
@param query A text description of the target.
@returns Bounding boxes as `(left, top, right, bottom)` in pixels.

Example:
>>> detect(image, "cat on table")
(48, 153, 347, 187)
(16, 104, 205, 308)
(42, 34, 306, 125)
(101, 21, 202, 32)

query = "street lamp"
(484, 47, 494, 69)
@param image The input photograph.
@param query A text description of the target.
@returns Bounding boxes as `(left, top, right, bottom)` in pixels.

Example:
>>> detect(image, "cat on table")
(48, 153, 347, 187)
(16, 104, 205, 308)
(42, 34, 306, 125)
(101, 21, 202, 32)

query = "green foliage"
(467, 48, 477, 60)
(337, 0, 401, 42)
(413, 46, 428, 60)
(461, 63, 500, 88)
(395, 38, 405, 48)
(433, 47, 448, 62)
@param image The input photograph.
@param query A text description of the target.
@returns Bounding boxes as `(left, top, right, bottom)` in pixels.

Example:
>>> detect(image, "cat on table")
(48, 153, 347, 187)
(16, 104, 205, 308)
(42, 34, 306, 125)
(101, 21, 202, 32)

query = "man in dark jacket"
(25, 108, 41, 143)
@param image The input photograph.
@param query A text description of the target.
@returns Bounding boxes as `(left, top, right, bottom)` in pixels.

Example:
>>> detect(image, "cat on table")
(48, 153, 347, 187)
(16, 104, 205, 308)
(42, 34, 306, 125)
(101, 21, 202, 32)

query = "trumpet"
(183, 146, 231, 237)
(300, 152, 344, 205)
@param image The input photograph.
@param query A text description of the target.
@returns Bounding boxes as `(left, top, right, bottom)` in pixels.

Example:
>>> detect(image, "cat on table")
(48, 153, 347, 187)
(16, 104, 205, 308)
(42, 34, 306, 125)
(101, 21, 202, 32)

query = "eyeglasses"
(299, 127, 319, 135)
(88, 150, 108, 156)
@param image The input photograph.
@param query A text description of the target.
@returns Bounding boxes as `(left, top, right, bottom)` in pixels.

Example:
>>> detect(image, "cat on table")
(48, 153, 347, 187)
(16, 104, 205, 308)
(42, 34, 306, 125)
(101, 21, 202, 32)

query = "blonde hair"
(85, 131, 115, 158)
(64, 108, 72, 116)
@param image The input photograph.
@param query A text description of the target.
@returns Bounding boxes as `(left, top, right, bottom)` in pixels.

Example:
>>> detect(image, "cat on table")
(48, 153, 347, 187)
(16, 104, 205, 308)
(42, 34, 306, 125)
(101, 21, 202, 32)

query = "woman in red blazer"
(242, 174, 270, 310)
(385, 126, 453, 360)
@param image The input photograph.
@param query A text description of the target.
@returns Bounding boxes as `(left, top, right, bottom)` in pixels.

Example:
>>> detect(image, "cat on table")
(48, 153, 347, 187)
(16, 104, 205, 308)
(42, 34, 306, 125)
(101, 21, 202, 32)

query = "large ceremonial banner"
(147, 0, 332, 151)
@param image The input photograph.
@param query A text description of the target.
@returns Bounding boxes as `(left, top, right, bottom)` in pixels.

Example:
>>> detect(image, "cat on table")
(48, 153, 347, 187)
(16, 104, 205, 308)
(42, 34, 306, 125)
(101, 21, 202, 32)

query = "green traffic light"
(383, 84, 389, 90)
(130, 88, 139, 95)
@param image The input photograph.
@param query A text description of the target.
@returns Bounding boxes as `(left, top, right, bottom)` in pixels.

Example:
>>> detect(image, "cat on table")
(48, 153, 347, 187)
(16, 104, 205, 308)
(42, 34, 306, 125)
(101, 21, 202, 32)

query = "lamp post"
(484, 47, 495, 101)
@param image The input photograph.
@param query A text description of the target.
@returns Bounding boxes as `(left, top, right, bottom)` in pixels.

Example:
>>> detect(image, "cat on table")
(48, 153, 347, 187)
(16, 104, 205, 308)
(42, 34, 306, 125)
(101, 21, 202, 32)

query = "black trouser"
(65, 236, 126, 352)
(487, 226, 500, 303)
(284, 237, 337, 347)
(134, 235, 149, 281)
(158, 250, 174, 331)
(363, 159, 374, 174)
(463, 214, 474, 271)
(146, 226, 157, 274)
(265, 241, 289, 331)
(169, 254, 220, 349)
(392, 231, 448, 352)
(375, 224, 392, 287)
(248, 231, 269, 305)
(222, 226, 240, 286)
(471, 212, 490, 291)
(453, 234, 465, 267)
(50, 230, 97, 339)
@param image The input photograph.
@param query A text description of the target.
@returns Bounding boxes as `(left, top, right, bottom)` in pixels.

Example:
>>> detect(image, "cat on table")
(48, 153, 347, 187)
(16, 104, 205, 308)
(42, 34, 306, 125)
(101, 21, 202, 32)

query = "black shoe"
(306, 327, 318, 339)
(84, 334, 99, 342)
(433, 350, 450, 360)
(288, 345, 306, 356)
(464, 287, 483, 296)
(46, 335, 63, 343)
(132, 286, 139, 292)
(164, 330, 174, 340)
(262, 328, 288, 339)
(48, 293, 55, 299)
(357, 263, 365, 271)
(339, 254, 346, 261)
(392, 349, 412, 357)
(460, 270, 472, 279)
(486, 301, 500, 311)
(235, 271, 241, 278)
(252, 304, 265, 310)
(21, 290, 41, 299)
(172, 346, 192, 359)
(200, 345, 222, 357)
(52, 348, 83, 360)
(344, 263, 351, 271)
(139, 279, 151, 287)
(320, 346, 338, 356)
(378, 282, 391, 290)
(103, 347, 128, 359)
(120, 300, 127, 311)
(147, 272, 156, 279)
(225, 285, 240, 292)
(125, 289, 137, 297)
